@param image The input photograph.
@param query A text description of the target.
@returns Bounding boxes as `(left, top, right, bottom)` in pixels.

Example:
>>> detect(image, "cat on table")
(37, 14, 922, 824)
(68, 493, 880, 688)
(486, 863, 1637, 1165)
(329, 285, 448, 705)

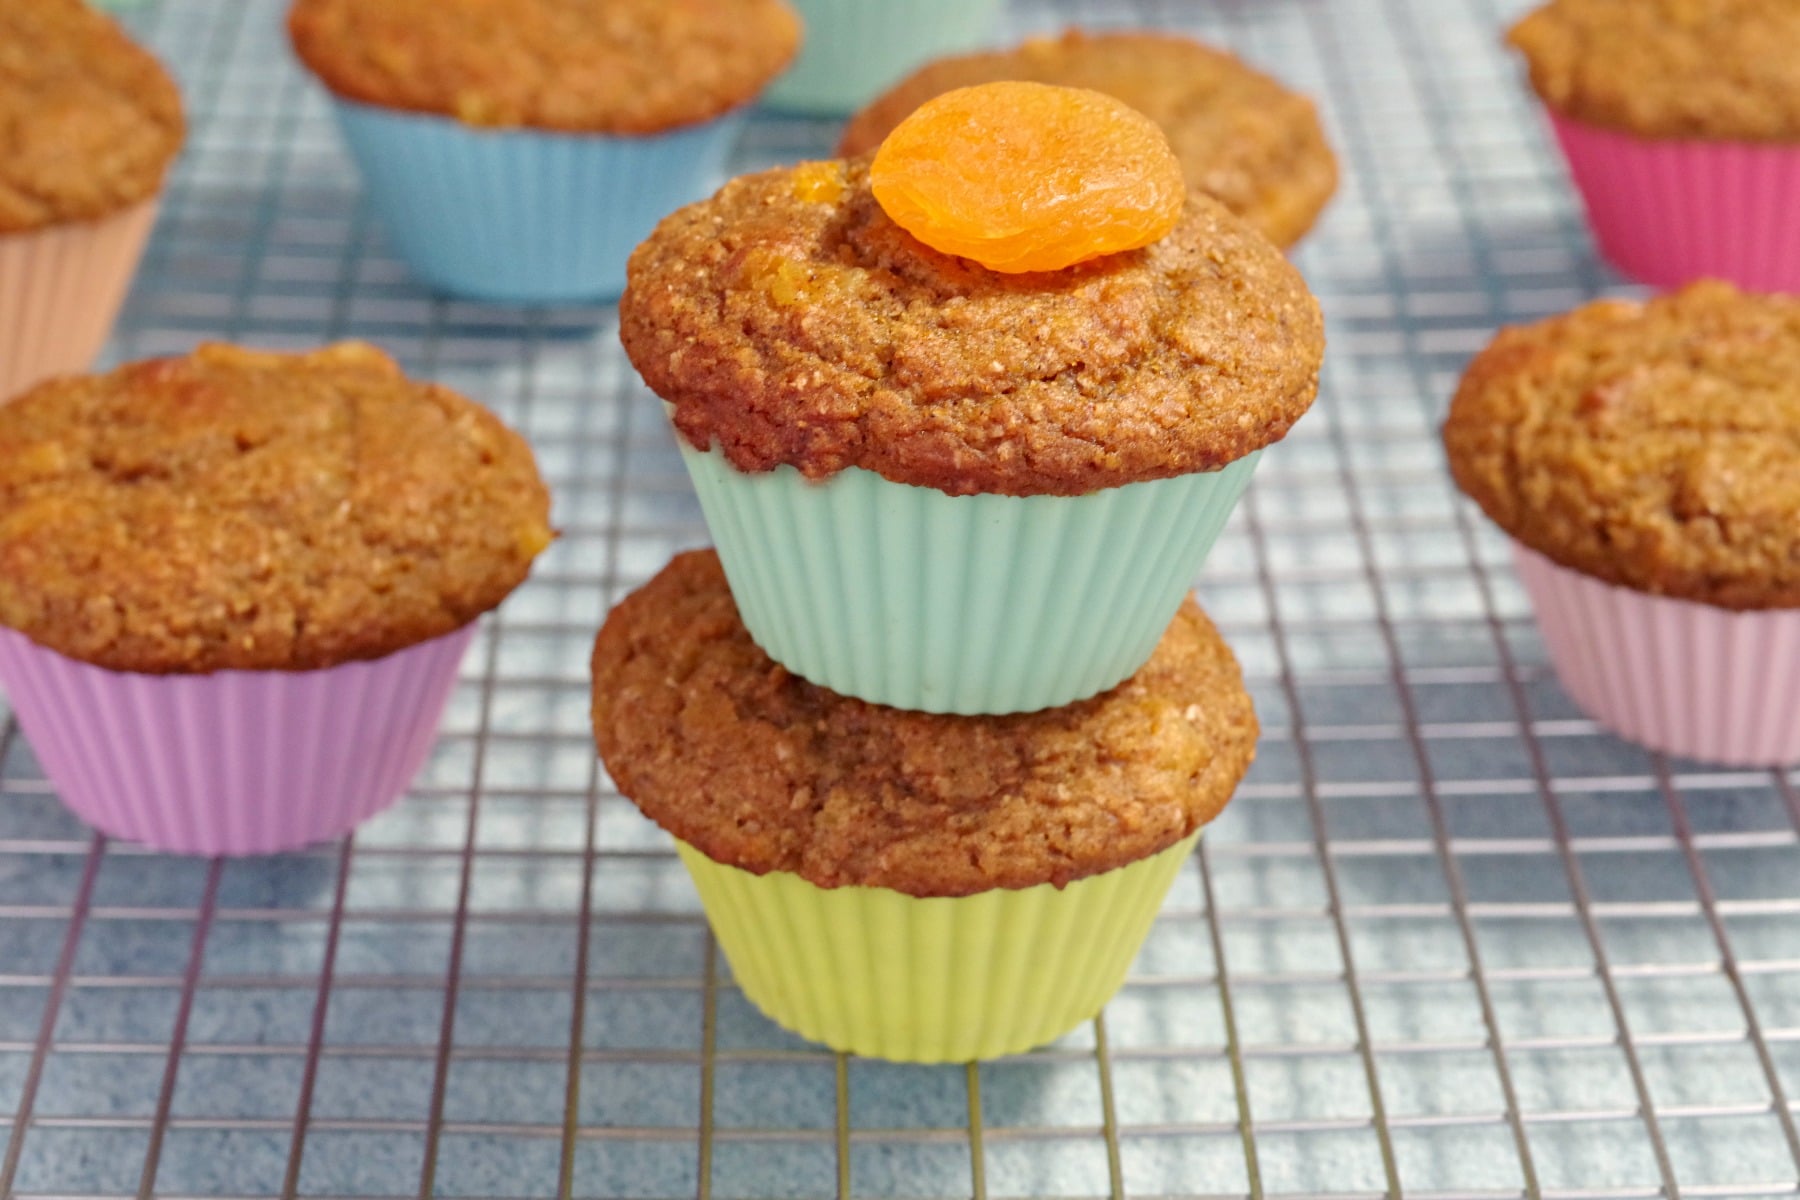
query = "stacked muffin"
(593, 83, 1326, 1061)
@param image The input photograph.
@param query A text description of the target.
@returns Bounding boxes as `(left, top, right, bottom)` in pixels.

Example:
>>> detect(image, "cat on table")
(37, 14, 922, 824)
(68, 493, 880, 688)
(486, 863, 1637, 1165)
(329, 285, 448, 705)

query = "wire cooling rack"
(4, 0, 1800, 1197)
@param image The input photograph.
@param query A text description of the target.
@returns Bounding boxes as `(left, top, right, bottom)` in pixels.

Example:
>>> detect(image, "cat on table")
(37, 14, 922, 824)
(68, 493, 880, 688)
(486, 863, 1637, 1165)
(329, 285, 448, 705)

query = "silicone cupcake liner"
(1511, 543, 1800, 766)
(0, 624, 477, 856)
(1547, 112, 1800, 293)
(678, 829, 1200, 1063)
(761, 0, 1003, 115)
(677, 439, 1259, 714)
(0, 200, 158, 402)
(330, 99, 744, 304)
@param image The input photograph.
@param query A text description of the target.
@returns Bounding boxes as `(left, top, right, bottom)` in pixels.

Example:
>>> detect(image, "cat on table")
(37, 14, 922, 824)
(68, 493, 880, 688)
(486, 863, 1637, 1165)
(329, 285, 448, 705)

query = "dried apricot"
(869, 80, 1185, 274)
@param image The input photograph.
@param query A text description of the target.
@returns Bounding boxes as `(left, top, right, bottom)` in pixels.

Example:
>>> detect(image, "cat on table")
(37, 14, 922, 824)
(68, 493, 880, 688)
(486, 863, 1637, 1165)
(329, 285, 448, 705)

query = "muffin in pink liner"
(1443, 282, 1800, 767)
(0, 343, 553, 855)
(1510, 0, 1800, 292)
(1510, 545, 1800, 766)
(0, 0, 184, 400)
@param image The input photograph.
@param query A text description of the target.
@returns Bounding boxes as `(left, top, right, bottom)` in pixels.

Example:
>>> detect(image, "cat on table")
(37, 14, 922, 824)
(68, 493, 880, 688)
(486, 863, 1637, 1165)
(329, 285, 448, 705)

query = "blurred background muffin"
(0, 342, 553, 854)
(1510, 0, 1800, 291)
(0, 0, 182, 401)
(839, 29, 1338, 250)
(287, 0, 801, 303)
(761, 0, 1000, 115)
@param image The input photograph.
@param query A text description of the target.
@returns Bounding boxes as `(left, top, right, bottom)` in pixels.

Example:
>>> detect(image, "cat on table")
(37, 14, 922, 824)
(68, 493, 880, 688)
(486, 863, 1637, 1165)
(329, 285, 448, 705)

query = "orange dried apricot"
(869, 80, 1185, 274)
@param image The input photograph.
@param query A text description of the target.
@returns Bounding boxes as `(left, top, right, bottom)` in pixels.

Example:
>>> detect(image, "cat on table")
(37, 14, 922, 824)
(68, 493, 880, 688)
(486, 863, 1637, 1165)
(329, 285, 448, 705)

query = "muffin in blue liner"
(288, 0, 802, 303)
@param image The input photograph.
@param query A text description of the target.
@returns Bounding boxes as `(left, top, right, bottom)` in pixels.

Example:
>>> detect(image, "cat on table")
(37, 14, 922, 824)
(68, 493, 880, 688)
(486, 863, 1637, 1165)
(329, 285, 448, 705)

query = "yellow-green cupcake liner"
(676, 830, 1202, 1063)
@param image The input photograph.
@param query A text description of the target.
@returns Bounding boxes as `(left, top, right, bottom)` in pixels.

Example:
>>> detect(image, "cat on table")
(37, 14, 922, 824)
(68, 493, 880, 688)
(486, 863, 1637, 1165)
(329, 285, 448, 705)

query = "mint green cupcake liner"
(677, 830, 1201, 1063)
(676, 439, 1260, 714)
(761, 0, 1004, 115)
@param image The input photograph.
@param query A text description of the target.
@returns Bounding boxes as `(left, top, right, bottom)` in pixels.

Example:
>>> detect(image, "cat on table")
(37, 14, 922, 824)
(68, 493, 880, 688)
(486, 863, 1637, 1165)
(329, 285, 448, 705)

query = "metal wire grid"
(2, 0, 1799, 1196)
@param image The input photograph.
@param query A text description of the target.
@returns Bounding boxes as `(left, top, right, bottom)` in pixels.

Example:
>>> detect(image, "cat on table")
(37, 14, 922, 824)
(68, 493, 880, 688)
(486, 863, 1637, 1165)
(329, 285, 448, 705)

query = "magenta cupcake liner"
(1547, 112, 1800, 293)
(1511, 543, 1800, 766)
(0, 624, 477, 855)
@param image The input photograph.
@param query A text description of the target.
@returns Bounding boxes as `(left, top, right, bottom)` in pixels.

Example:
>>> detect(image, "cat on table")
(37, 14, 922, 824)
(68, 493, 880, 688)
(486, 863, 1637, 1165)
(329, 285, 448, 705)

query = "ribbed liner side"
(677, 832, 1201, 1063)
(0, 201, 159, 401)
(762, 0, 1005, 114)
(331, 100, 743, 303)
(0, 625, 476, 855)
(1549, 113, 1800, 293)
(679, 443, 1259, 714)
(1512, 543, 1800, 767)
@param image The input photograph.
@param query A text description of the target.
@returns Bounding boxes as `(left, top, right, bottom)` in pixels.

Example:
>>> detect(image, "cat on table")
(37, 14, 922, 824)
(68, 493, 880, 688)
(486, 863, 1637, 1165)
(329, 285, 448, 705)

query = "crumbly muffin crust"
(287, 0, 801, 134)
(620, 159, 1324, 498)
(838, 29, 1338, 249)
(0, 0, 184, 234)
(0, 343, 554, 673)
(1443, 281, 1800, 610)
(1509, 0, 1800, 141)
(591, 550, 1258, 898)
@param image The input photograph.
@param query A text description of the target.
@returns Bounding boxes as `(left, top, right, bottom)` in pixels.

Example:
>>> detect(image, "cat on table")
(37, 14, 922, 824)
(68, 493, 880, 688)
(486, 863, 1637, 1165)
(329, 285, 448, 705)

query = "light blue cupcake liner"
(677, 439, 1261, 715)
(330, 98, 744, 304)
(762, 0, 1005, 115)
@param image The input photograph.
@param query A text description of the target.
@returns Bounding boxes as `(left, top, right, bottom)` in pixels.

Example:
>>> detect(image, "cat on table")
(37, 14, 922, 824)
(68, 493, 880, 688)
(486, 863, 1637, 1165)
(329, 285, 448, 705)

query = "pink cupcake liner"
(1547, 112, 1800, 293)
(1511, 543, 1800, 766)
(0, 624, 476, 855)
(0, 200, 160, 402)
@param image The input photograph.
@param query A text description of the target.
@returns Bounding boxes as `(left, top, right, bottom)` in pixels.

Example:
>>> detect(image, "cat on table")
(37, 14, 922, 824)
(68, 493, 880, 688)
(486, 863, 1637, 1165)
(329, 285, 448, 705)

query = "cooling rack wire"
(4, 0, 1800, 1197)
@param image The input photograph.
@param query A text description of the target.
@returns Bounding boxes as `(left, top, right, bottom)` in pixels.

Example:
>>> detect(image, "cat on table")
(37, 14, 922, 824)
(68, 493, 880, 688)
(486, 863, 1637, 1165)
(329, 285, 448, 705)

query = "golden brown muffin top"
(0, 0, 184, 233)
(1443, 282, 1800, 610)
(620, 159, 1324, 498)
(287, 0, 801, 134)
(0, 343, 555, 674)
(838, 29, 1338, 249)
(1509, 0, 1800, 140)
(591, 550, 1258, 898)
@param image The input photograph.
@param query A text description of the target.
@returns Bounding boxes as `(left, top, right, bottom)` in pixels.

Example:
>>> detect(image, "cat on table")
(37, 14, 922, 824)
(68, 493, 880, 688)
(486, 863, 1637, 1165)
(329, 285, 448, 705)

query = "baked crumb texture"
(591, 550, 1260, 898)
(1509, 0, 1800, 140)
(0, 342, 554, 673)
(287, 0, 801, 134)
(621, 159, 1324, 498)
(1444, 280, 1800, 610)
(0, 0, 184, 234)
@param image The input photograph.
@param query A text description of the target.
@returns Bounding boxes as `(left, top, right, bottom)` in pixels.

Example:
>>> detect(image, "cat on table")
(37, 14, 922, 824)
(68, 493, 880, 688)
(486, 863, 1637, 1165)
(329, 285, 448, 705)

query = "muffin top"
(620, 158, 1324, 498)
(592, 550, 1258, 898)
(287, 0, 802, 134)
(0, 0, 185, 233)
(1443, 282, 1800, 610)
(838, 29, 1338, 249)
(0, 343, 554, 674)
(1509, 0, 1800, 140)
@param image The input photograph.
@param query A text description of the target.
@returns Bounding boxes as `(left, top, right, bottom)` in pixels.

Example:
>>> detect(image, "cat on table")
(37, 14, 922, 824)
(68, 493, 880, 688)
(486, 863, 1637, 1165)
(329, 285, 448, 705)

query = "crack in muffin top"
(0, 343, 554, 674)
(0, 0, 184, 233)
(287, 0, 801, 134)
(1509, 0, 1800, 141)
(1443, 281, 1800, 610)
(591, 550, 1258, 897)
(620, 159, 1325, 498)
(838, 29, 1338, 249)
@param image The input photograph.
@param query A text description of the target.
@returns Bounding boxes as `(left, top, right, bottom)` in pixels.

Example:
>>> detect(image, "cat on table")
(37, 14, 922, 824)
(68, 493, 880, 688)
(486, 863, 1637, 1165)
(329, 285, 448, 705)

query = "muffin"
(760, 0, 1000, 115)
(1510, 0, 1800, 291)
(286, 0, 801, 303)
(1443, 281, 1800, 765)
(0, 342, 554, 853)
(839, 29, 1338, 249)
(0, 0, 183, 400)
(620, 86, 1324, 716)
(592, 549, 1258, 1062)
